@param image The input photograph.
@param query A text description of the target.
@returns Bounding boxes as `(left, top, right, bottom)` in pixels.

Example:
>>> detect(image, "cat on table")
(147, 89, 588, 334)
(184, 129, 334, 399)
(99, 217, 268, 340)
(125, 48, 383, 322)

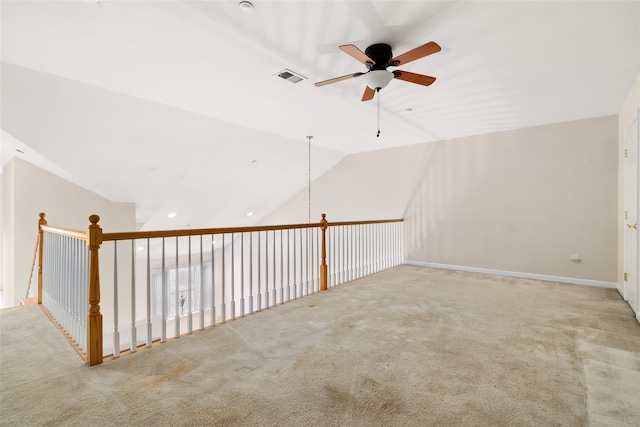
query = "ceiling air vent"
(275, 69, 307, 84)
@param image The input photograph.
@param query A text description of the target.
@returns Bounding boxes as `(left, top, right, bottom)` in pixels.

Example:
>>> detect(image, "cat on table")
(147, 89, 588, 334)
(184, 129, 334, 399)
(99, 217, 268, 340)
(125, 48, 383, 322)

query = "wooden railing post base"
(87, 314, 103, 366)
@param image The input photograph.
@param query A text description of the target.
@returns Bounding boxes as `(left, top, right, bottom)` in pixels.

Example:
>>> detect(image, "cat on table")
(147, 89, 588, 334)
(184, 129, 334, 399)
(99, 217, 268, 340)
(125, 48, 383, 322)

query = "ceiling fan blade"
(339, 44, 375, 65)
(315, 72, 364, 87)
(361, 86, 375, 102)
(390, 41, 441, 66)
(394, 70, 436, 86)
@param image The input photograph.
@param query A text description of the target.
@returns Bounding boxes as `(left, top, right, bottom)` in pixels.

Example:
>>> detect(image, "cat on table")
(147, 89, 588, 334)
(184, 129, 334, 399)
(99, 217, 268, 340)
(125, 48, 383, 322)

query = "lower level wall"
(1, 157, 136, 308)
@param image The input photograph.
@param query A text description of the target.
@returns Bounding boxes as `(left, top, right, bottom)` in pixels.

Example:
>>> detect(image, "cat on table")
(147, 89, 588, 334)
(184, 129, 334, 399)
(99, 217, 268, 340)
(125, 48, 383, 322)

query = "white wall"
(404, 116, 617, 282)
(265, 115, 618, 284)
(0, 162, 16, 305)
(1, 157, 136, 308)
(261, 144, 430, 224)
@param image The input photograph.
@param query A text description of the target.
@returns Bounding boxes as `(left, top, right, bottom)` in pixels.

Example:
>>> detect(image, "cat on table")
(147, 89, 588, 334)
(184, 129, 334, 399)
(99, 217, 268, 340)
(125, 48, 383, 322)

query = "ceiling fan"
(315, 42, 441, 101)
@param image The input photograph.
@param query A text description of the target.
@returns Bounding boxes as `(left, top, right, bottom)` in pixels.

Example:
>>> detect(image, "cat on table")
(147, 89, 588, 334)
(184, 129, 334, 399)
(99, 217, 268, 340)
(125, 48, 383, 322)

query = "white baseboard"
(403, 260, 617, 289)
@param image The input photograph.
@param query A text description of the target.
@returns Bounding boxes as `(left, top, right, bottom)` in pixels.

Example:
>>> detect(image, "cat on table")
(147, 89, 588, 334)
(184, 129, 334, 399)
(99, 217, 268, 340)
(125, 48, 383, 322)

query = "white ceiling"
(1, 1, 639, 230)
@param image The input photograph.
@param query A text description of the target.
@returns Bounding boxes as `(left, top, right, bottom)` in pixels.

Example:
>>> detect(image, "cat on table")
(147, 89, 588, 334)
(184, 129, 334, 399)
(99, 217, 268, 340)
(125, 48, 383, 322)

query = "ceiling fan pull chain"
(377, 88, 381, 137)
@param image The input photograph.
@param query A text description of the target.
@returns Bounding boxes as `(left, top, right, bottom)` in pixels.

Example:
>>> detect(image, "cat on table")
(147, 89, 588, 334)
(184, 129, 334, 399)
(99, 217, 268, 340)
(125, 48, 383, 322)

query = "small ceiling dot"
(238, 1, 253, 12)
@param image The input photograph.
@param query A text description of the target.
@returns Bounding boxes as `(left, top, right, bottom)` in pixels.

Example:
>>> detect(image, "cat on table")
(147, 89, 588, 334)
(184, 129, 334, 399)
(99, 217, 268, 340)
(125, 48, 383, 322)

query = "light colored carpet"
(1, 265, 639, 426)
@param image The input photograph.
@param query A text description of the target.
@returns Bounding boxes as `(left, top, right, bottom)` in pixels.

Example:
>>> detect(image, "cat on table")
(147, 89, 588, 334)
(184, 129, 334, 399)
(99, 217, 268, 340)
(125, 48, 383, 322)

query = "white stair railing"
(36, 213, 404, 365)
(41, 227, 89, 353)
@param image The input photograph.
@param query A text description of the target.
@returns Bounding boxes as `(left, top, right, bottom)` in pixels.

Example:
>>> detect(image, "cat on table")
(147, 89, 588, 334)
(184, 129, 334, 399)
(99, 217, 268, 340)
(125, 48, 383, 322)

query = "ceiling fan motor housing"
(364, 43, 394, 70)
(314, 40, 440, 99)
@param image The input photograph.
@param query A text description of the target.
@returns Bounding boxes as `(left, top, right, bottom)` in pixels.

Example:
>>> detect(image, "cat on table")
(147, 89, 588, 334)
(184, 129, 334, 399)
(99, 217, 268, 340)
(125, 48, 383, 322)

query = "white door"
(624, 111, 639, 318)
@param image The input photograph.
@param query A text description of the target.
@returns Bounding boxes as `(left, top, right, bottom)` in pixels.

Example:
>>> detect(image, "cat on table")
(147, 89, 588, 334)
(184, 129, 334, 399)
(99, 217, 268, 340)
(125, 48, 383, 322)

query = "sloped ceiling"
(1, 1, 638, 230)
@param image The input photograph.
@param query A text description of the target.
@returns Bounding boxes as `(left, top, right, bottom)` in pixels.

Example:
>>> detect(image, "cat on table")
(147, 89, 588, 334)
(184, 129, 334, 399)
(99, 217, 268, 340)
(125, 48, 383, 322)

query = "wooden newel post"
(320, 213, 328, 291)
(37, 213, 47, 305)
(86, 215, 103, 366)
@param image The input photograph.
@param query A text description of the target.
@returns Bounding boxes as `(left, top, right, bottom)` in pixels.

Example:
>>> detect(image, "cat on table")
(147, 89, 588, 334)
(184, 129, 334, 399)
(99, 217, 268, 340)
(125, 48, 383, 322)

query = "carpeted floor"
(1, 265, 639, 426)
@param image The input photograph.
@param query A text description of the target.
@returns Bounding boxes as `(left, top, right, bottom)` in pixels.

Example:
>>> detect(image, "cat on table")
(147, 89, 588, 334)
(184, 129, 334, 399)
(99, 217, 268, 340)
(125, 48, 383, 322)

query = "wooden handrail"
(327, 218, 403, 227)
(39, 216, 403, 251)
(40, 224, 87, 240)
(103, 222, 322, 241)
(101, 218, 403, 242)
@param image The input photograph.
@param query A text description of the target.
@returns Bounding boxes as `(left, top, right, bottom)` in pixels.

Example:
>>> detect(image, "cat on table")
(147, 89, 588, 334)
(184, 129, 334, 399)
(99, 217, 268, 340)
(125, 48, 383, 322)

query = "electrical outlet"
(571, 254, 581, 262)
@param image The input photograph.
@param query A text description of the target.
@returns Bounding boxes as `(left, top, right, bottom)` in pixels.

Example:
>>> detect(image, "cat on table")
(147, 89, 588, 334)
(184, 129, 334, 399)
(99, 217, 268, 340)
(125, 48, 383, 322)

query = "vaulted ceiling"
(2, 1, 639, 230)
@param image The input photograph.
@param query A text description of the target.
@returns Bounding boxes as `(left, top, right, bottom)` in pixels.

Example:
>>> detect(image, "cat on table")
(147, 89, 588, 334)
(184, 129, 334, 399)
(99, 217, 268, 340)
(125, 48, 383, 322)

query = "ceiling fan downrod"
(377, 88, 381, 138)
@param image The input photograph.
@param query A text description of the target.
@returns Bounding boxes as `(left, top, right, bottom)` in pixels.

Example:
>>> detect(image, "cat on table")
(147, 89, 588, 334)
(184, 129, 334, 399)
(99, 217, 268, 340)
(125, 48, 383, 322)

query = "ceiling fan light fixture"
(365, 70, 394, 90)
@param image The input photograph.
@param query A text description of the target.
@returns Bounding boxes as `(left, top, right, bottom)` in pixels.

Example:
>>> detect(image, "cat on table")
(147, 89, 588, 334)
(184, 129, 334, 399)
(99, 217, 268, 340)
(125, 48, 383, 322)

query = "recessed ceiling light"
(238, 1, 253, 12)
(246, 212, 254, 217)
(168, 212, 177, 218)
(136, 246, 144, 251)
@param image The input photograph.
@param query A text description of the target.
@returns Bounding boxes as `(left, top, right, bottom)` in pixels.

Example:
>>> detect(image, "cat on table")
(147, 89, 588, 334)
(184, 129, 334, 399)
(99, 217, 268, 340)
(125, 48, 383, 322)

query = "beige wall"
(1, 157, 136, 308)
(618, 73, 640, 297)
(265, 115, 618, 283)
(261, 144, 430, 224)
(1, 162, 16, 305)
(405, 116, 618, 282)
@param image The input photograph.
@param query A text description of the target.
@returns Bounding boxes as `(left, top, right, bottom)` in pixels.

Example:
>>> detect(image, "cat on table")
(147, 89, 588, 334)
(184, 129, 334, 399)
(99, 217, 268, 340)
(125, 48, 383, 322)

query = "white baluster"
(240, 233, 245, 317)
(175, 237, 180, 338)
(280, 230, 284, 304)
(146, 238, 153, 346)
(161, 238, 167, 343)
(188, 236, 193, 334)
(113, 242, 120, 357)
(272, 230, 276, 306)
(131, 240, 137, 353)
(231, 234, 235, 320)
(257, 232, 261, 311)
(249, 232, 253, 314)
(199, 235, 205, 330)
(221, 234, 226, 322)
(211, 235, 216, 326)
